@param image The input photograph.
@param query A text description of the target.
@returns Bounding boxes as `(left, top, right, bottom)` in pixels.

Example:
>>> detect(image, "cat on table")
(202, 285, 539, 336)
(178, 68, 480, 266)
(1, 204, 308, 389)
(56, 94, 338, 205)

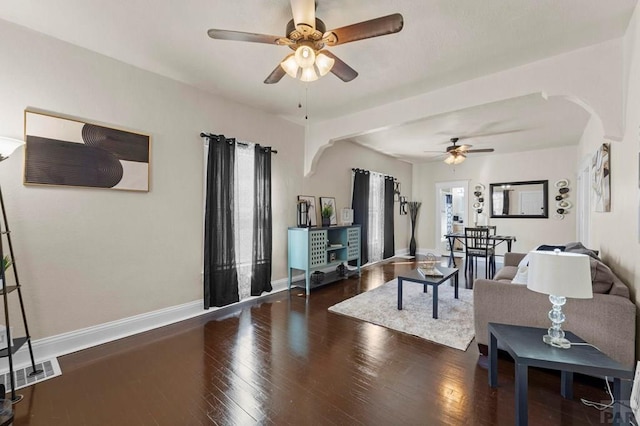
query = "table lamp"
(527, 249, 592, 348)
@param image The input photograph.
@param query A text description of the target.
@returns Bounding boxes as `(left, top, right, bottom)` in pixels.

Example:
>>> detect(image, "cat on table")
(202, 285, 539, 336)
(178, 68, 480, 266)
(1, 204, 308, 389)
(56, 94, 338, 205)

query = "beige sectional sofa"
(473, 252, 636, 367)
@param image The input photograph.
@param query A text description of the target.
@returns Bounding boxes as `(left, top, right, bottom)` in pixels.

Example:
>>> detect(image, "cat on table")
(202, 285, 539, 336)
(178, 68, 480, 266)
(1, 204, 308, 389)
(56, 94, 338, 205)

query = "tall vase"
(409, 220, 417, 256)
(407, 201, 421, 257)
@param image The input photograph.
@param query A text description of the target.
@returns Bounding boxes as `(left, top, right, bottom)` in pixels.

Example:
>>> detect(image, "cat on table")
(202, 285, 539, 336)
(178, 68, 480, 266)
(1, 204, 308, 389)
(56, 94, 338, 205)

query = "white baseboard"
(0, 277, 290, 374)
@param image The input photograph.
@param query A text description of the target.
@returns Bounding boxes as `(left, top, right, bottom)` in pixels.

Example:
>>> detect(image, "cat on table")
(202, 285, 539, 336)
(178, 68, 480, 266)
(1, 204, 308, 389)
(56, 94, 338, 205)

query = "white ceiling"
(348, 93, 592, 163)
(0, 0, 636, 161)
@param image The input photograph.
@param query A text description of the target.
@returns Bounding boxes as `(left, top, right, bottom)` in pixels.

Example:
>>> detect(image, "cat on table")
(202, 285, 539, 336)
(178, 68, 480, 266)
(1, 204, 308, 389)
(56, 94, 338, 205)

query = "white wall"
(0, 20, 305, 339)
(303, 141, 413, 253)
(581, 3, 640, 356)
(413, 145, 579, 255)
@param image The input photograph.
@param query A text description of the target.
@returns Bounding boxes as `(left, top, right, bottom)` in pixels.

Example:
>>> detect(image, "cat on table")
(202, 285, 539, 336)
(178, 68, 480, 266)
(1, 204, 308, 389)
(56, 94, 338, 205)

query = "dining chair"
(464, 227, 496, 282)
(478, 225, 497, 273)
(478, 225, 497, 235)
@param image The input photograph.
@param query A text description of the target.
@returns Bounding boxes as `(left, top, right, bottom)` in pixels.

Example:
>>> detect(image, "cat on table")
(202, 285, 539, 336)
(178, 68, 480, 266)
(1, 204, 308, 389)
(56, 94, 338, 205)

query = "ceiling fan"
(435, 137, 495, 165)
(207, 0, 404, 84)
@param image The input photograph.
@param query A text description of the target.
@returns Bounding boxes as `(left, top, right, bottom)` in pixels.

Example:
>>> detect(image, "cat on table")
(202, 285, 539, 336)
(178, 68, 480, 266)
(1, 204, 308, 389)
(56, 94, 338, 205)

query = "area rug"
(328, 279, 475, 351)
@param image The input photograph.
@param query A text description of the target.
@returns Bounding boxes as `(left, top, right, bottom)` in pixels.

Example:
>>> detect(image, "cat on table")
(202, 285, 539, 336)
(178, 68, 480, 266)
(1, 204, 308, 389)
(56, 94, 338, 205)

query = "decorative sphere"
(423, 253, 438, 271)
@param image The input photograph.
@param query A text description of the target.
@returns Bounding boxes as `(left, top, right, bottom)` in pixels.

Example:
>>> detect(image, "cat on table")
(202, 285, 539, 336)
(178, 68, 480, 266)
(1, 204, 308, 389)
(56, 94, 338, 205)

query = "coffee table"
(397, 265, 459, 319)
(488, 322, 634, 426)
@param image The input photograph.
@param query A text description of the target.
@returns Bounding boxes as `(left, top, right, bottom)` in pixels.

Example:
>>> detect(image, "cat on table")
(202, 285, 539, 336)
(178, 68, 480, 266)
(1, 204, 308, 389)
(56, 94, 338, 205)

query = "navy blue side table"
(488, 322, 634, 426)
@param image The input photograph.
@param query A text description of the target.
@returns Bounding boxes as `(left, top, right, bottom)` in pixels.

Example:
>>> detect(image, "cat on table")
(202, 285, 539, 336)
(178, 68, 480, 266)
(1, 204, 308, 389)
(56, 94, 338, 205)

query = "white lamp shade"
(294, 46, 316, 69)
(527, 250, 593, 299)
(0, 137, 25, 161)
(299, 66, 319, 82)
(280, 54, 299, 78)
(315, 51, 335, 76)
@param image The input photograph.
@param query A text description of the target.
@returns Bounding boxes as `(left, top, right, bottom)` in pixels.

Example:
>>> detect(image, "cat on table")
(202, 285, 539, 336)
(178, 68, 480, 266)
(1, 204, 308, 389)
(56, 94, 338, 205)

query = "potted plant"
(321, 203, 333, 227)
(0, 256, 11, 283)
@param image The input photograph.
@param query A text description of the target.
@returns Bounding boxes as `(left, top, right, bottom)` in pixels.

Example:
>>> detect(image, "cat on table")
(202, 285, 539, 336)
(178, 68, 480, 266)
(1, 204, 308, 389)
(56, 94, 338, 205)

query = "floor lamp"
(0, 137, 42, 403)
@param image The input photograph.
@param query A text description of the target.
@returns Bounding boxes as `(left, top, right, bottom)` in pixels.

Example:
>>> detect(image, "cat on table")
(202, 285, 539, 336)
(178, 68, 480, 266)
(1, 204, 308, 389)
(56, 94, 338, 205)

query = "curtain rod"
(351, 168, 395, 179)
(200, 132, 278, 154)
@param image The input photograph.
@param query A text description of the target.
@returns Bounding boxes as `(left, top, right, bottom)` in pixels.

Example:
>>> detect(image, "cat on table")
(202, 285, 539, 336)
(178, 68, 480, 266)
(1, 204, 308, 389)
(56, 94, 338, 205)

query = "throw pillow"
(536, 245, 566, 252)
(511, 265, 528, 285)
(518, 245, 566, 267)
(564, 242, 600, 260)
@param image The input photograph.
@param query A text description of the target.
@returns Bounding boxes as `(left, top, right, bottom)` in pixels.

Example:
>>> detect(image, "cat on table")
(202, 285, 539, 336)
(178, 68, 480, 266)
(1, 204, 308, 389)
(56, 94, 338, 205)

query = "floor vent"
(0, 359, 61, 391)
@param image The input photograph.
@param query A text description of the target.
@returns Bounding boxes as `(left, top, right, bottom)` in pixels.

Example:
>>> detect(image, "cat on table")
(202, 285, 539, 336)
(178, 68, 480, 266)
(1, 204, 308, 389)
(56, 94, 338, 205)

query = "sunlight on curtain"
(368, 172, 385, 263)
(235, 143, 255, 300)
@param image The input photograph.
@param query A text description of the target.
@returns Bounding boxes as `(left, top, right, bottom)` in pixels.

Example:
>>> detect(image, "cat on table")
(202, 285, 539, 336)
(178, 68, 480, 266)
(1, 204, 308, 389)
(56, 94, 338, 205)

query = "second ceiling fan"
(207, 0, 404, 83)
(440, 137, 495, 165)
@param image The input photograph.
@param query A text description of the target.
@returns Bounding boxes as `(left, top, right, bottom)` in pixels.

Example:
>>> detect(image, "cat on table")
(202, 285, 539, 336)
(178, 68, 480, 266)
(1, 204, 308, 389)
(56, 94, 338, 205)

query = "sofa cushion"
(493, 265, 518, 282)
(590, 258, 616, 294)
(501, 251, 618, 294)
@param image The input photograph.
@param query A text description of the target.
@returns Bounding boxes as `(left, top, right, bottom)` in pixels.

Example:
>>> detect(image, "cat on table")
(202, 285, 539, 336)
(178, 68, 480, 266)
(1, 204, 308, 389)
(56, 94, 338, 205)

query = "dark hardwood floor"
(10, 257, 613, 425)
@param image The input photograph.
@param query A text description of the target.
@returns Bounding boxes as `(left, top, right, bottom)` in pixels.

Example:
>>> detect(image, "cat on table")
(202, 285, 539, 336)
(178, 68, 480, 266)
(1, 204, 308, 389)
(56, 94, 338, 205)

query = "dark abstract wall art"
(24, 111, 150, 191)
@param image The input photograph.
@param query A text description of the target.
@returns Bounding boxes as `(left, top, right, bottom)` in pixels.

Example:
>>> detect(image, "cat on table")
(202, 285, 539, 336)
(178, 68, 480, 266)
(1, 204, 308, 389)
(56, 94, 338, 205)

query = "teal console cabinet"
(287, 225, 361, 294)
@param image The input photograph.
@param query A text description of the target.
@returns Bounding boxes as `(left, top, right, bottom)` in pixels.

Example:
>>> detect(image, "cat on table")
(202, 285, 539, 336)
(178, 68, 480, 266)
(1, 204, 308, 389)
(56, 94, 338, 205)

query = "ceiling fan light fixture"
(299, 65, 319, 82)
(315, 51, 335, 76)
(444, 153, 466, 165)
(280, 54, 299, 78)
(294, 45, 316, 68)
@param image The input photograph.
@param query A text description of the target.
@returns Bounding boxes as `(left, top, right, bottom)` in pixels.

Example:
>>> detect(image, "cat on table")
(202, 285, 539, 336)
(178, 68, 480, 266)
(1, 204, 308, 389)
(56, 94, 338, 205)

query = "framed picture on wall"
(24, 110, 150, 192)
(591, 142, 610, 212)
(297, 195, 317, 227)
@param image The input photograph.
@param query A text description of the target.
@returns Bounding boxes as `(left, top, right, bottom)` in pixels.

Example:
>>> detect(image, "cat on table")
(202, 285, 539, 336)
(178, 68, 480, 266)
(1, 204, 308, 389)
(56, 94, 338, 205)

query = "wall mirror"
(490, 180, 548, 218)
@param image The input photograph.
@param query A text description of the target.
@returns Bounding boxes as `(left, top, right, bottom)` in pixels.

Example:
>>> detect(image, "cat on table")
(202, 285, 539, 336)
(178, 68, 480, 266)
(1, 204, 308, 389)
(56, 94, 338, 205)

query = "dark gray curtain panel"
(351, 169, 370, 265)
(251, 145, 273, 296)
(204, 135, 239, 308)
(383, 177, 395, 259)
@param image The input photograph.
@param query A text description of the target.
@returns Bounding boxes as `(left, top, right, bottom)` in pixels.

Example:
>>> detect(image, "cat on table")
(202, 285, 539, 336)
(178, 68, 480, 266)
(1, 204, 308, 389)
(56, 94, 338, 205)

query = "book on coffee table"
(418, 267, 443, 277)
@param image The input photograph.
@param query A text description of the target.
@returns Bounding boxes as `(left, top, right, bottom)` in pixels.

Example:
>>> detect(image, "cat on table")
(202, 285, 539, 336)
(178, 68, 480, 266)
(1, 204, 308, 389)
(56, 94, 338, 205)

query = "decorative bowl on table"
(421, 253, 440, 276)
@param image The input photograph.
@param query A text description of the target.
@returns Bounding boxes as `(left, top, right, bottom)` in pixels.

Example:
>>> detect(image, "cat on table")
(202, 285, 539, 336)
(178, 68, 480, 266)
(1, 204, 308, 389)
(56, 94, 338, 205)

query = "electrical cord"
(566, 342, 617, 412)
(569, 341, 601, 351)
(580, 376, 614, 410)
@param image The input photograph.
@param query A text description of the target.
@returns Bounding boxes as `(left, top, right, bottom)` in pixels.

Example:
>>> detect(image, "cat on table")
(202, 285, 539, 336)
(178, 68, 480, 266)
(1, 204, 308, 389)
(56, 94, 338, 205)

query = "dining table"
(443, 232, 517, 266)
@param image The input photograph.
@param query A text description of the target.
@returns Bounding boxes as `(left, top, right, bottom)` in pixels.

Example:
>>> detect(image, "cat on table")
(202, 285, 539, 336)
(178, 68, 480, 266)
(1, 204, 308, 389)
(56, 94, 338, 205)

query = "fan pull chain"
(296, 84, 310, 121)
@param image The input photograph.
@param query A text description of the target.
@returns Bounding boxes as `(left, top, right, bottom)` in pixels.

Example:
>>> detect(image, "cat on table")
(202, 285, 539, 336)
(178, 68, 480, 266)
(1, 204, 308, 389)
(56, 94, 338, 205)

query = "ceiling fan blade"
(207, 29, 283, 45)
(323, 13, 404, 46)
(321, 51, 358, 82)
(290, 0, 316, 33)
(264, 64, 286, 84)
(465, 148, 495, 153)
